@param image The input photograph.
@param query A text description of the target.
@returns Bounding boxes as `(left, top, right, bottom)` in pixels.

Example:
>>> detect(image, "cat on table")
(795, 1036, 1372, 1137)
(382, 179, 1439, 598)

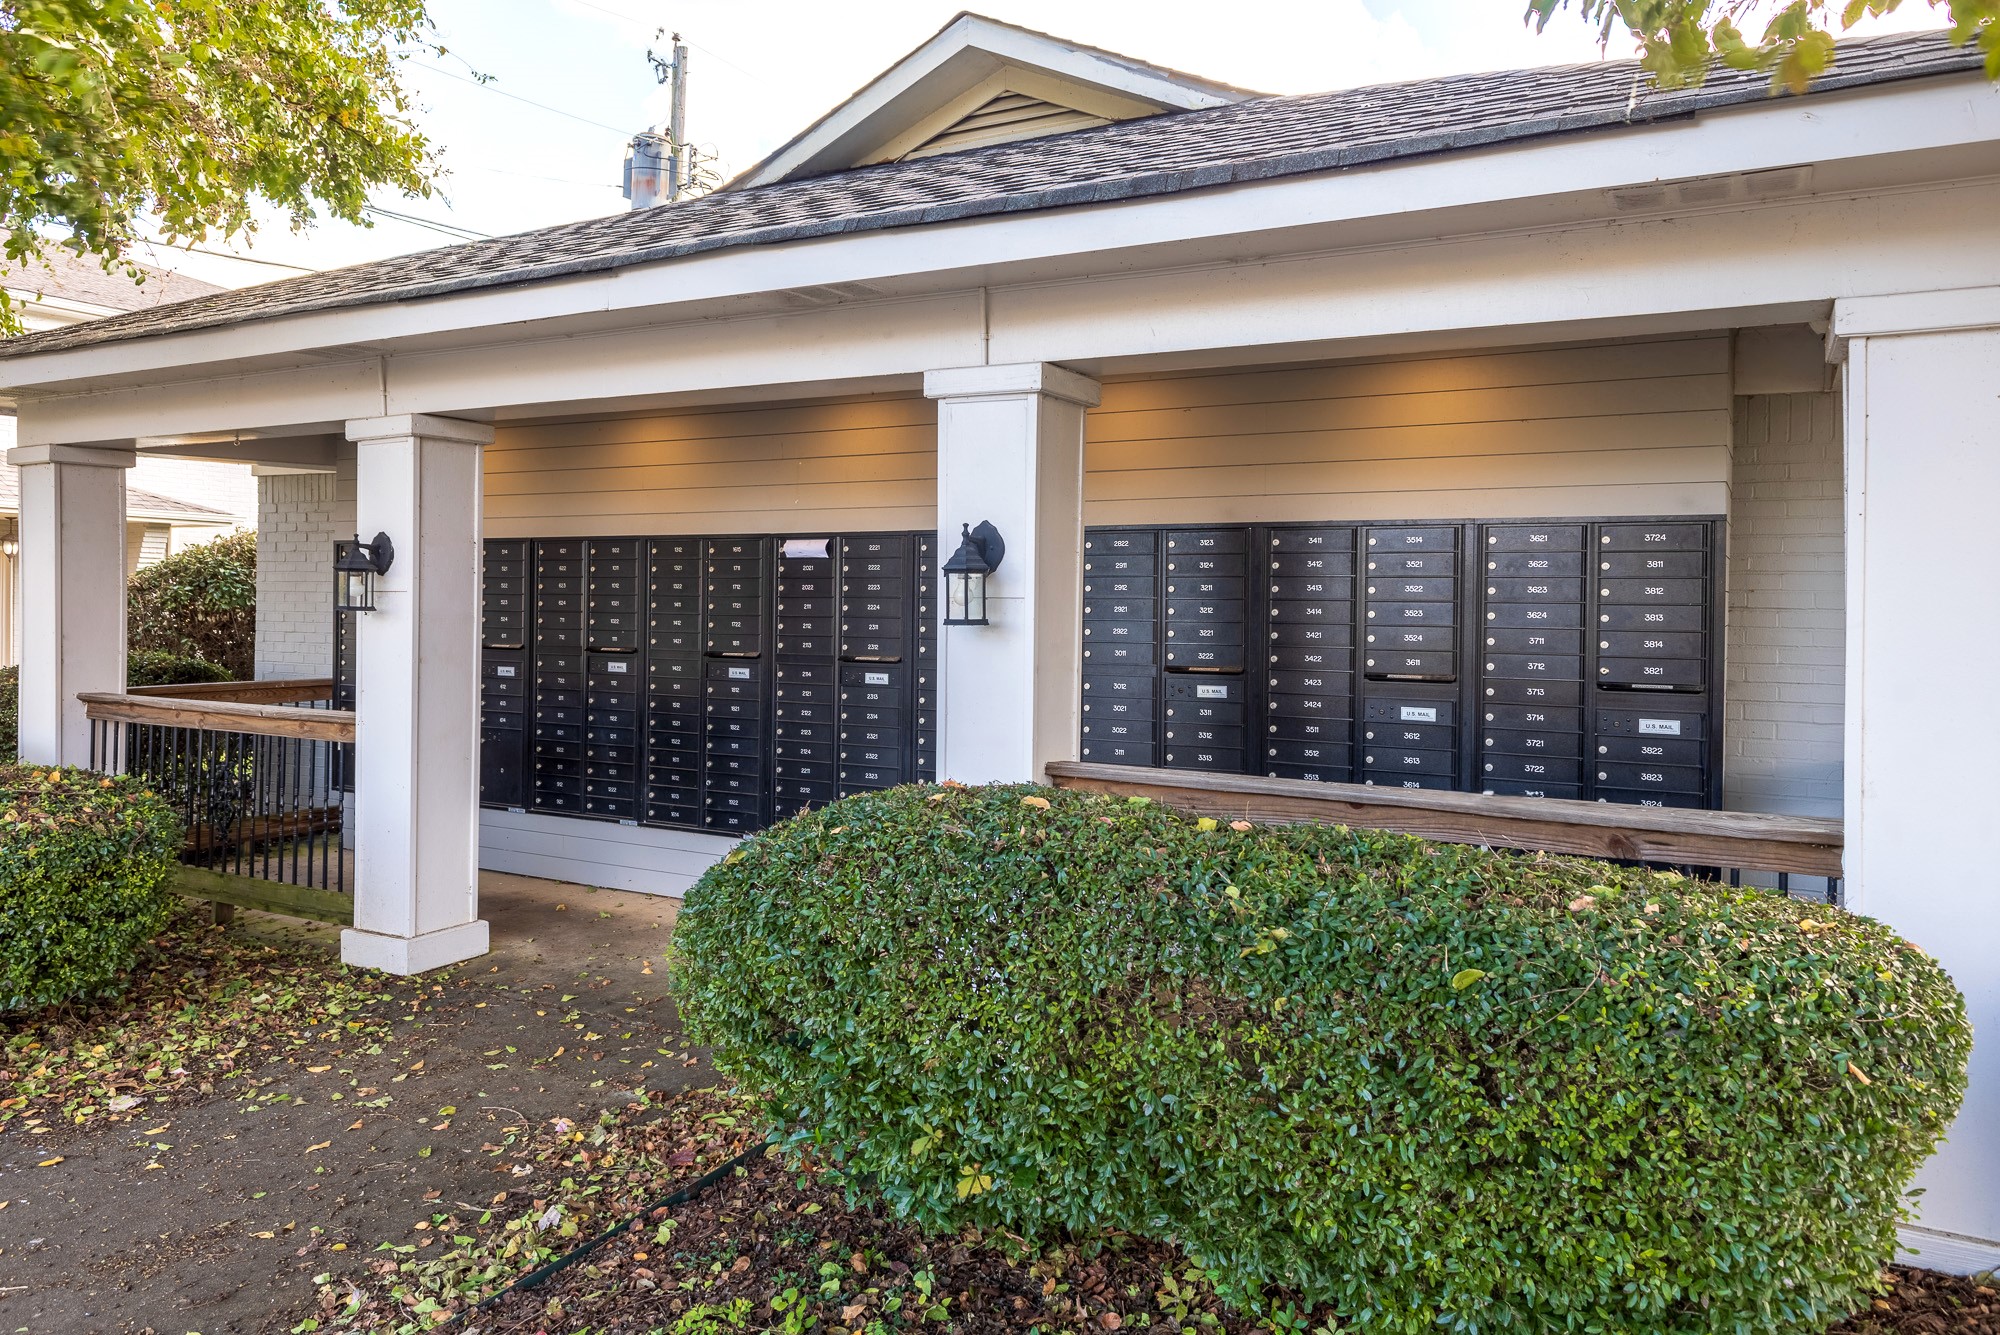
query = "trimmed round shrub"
(0, 766, 183, 1011)
(673, 783, 1970, 1334)
(0, 666, 15, 761)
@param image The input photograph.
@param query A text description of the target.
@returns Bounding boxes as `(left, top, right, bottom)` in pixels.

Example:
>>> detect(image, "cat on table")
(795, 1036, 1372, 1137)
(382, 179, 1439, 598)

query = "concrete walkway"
(0, 873, 703, 1335)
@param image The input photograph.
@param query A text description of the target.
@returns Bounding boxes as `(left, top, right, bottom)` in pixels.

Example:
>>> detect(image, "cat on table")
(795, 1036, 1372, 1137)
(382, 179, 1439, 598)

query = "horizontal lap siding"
(1084, 335, 1733, 525)
(482, 396, 939, 537)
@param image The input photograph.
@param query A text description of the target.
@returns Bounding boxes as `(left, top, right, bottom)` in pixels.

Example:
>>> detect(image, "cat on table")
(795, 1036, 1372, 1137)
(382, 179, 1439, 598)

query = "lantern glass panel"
(944, 567, 989, 625)
(336, 566, 374, 612)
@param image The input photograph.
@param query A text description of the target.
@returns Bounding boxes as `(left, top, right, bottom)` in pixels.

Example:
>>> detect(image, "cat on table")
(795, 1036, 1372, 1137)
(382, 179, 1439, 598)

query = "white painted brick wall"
(254, 459, 356, 680)
(1724, 392, 1844, 818)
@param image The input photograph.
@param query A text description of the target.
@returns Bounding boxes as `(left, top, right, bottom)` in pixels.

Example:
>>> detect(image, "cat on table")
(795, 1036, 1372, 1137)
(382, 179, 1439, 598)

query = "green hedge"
(673, 784, 1970, 1334)
(0, 667, 14, 763)
(0, 765, 182, 1011)
(127, 529, 256, 679)
(125, 651, 235, 689)
(0, 655, 232, 762)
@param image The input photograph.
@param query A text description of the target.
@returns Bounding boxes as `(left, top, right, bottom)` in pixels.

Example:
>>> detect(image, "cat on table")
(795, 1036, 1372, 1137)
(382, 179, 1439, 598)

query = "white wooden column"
(6, 442, 135, 765)
(1835, 286, 2000, 1271)
(924, 364, 1099, 783)
(343, 414, 493, 974)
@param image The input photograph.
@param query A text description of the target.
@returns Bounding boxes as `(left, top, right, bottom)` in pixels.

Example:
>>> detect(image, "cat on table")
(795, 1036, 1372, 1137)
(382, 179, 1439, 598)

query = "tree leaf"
(1450, 968, 1488, 991)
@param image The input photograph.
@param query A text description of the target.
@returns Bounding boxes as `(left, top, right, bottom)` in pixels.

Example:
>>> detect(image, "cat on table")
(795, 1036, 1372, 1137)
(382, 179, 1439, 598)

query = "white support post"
(342, 414, 494, 975)
(1834, 287, 2000, 1272)
(6, 442, 135, 766)
(924, 363, 1099, 783)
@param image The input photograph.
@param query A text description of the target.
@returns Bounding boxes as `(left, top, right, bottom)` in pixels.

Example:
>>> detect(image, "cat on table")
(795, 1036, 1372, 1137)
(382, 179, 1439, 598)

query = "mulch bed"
(304, 1085, 2000, 1335)
(1831, 1269, 2000, 1334)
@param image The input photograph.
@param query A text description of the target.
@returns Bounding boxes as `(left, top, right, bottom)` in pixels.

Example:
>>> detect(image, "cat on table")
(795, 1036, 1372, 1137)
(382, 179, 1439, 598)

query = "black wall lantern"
(942, 520, 1004, 625)
(334, 532, 396, 612)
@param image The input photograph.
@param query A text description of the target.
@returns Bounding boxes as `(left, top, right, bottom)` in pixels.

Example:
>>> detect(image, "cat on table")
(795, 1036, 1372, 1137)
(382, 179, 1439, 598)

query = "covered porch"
(4, 28, 1999, 1260)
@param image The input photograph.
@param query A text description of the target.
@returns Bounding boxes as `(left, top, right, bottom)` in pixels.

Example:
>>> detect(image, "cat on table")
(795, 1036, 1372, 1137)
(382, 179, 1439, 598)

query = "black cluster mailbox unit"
(1080, 517, 1725, 809)
(478, 532, 937, 836)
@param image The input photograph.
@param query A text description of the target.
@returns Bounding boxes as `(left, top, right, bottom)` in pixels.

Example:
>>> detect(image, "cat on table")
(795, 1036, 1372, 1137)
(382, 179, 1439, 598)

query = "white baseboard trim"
(341, 919, 491, 975)
(1896, 1224, 2000, 1275)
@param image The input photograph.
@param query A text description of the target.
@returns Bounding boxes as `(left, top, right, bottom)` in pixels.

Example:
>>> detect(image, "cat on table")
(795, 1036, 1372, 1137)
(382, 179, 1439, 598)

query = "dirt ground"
(0, 872, 706, 1335)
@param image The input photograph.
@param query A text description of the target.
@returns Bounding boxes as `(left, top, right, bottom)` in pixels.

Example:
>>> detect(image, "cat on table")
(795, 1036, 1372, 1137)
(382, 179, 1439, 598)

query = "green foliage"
(125, 650, 235, 688)
(0, 764, 182, 1011)
(127, 530, 256, 678)
(0, 0, 443, 335)
(0, 655, 232, 764)
(674, 784, 1972, 1334)
(0, 666, 14, 762)
(1526, 0, 1999, 91)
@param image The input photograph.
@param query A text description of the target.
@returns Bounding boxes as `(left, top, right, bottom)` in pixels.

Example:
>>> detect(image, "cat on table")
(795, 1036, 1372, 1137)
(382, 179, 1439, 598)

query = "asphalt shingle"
(0, 31, 1982, 364)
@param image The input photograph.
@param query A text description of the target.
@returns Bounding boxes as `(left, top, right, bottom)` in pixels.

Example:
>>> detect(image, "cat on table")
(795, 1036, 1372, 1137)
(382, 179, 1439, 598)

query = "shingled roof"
(0, 30, 1982, 364)
(2, 246, 222, 314)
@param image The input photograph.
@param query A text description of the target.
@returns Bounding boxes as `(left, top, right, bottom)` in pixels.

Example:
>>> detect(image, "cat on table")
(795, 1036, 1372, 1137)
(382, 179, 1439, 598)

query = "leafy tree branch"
(0, 0, 447, 334)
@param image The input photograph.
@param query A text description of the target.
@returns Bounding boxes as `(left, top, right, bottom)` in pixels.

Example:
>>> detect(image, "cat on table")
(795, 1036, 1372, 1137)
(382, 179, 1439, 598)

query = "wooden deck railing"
(80, 689, 353, 744)
(124, 677, 335, 708)
(1045, 761, 1843, 886)
(81, 687, 356, 923)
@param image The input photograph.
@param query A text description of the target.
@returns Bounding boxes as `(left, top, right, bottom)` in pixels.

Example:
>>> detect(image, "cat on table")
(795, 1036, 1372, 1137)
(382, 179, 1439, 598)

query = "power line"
(414, 59, 634, 135)
(563, 1, 767, 85)
(362, 204, 490, 241)
(139, 242, 318, 273)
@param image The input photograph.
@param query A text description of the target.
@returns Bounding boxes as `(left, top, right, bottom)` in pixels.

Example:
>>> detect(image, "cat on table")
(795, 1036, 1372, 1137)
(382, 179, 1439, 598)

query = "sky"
(137, 0, 1948, 289)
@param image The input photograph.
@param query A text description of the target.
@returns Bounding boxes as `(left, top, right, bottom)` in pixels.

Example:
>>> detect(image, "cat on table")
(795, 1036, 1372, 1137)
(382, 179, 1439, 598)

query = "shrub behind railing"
(673, 783, 1970, 1335)
(127, 529, 256, 679)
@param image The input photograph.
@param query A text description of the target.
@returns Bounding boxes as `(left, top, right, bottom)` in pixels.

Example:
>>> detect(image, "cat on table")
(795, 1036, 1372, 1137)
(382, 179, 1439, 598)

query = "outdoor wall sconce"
(942, 520, 1004, 625)
(333, 532, 396, 612)
(0, 523, 16, 559)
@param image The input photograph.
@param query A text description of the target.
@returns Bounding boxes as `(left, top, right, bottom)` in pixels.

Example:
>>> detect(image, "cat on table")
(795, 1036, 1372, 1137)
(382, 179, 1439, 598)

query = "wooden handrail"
(1045, 761, 1843, 878)
(126, 677, 334, 705)
(79, 692, 355, 744)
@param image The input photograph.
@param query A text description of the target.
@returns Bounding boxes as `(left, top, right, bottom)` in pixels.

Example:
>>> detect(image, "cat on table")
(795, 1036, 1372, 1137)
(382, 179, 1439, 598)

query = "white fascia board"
(17, 176, 2000, 448)
(2, 72, 1996, 399)
(1834, 282, 2000, 336)
(990, 180, 2000, 368)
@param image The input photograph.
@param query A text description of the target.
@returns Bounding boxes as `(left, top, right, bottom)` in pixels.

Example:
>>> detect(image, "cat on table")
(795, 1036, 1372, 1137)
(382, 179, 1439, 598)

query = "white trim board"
(1897, 1224, 2000, 1276)
(477, 807, 735, 897)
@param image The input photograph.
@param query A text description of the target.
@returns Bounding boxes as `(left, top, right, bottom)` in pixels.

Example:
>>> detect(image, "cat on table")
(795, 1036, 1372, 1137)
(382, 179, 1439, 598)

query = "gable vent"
(898, 92, 1111, 161)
